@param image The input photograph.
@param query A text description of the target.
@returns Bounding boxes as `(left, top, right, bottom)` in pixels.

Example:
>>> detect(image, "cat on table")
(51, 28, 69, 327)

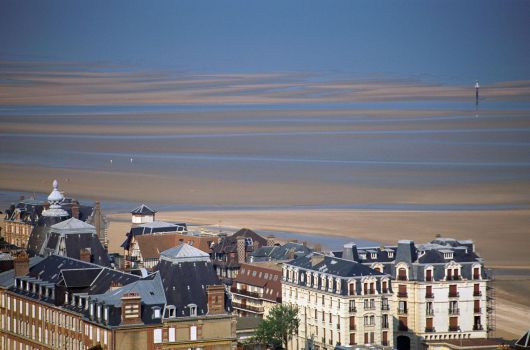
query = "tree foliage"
(253, 304, 299, 350)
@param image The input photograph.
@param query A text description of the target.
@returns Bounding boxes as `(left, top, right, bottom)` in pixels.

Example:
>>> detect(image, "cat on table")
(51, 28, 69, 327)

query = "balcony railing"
(448, 292, 459, 298)
(449, 308, 460, 315)
(425, 292, 434, 299)
(231, 287, 261, 299)
(447, 275, 461, 281)
(398, 308, 408, 315)
(426, 309, 434, 316)
(382, 289, 389, 294)
(425, 327, 435, 333)
(448, 326, 460, 332)
(473, 291, 482, 297)
(473, 324, 484, 331)
(397, 276, 407, 281)
(364, 289, 376, 295)
(382, 322, 389, 329)
(349, 325, 356, 331)
(381, 304, 390, 311)
(398, 292, 408, 298)
(364, 305, 376, 311)
(349, 306, 357, 313)
(474, 307, 481, 313)
(473, 275, 480, 280)
(232, 302, 264, 313)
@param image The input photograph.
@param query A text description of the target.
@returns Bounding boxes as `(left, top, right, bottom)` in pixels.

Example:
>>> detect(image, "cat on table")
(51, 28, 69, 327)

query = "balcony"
(349, 306, 357, 313)
(398, 308, 408, 315)
(231, 287, 261, 299)
(425, 292, 434, 299)
(232, 302, 264, 313)
(398, 292, 408, 298)
(349, 325, 356, 331)
(382, 322, 389, 329)
(364, 305, 376, 311)
(448, 326, 460, 332)
(382, 289, 389, 294)
(397, 276, 408, 281)
(473, 275, 480, 280)
(449, 308, 460, 315)
(473, 291, 482, 297)
(473, 324, 484, 331)
(426, 309, 434, 316)
(381, 304, 390, 311)
(425, 327, 435, 333)
(364, 289, 375, 295)
(448, 291, 459, 298)
(447, 275, 461, 281)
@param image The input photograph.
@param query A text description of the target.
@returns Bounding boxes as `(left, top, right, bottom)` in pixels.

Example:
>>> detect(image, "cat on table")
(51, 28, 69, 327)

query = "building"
(0, 243, 236, 350)
(3, 180, 108, 250)
(231, 262, 282, 318)
(211, 229, 268, 280)
(40, 218, 110, 266)
(283, 253, 394, 350)
(121, 205, 187, 266)
(335, 238, 492, 350)
(250, 241, 313, 263)
(134, 232, 217, 269)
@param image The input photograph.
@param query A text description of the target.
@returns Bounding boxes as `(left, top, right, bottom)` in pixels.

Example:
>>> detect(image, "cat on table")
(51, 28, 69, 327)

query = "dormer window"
(153, 307, 161, 319)
(167, 305, 176, 318)
(371, 252, 377, 259)
(443, 252, 453, 260)
(104, 307, 108, 321)
(89, 303, 94, 317)
(188, 304, 197, 317)
(97, 305, 101, 319)
(388, 251, 394, 258)
(359, 253, 366, 260)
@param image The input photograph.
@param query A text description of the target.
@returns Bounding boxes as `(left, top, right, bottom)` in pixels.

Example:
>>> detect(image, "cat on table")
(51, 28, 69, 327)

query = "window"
(189, 304, 197, 317)
(167, 305, 176, 318)
(169, 327, 175, 342)
(190, 326, 197, 341)
(154, 329, 162, 344)
(104, 307, 108, 321)
(153, 307, 161, 318)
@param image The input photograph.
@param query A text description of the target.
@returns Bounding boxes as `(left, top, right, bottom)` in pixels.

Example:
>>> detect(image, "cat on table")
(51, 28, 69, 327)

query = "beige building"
(282, 253, 394, 350)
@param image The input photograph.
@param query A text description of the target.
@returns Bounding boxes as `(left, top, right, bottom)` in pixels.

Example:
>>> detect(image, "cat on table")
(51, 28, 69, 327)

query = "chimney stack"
(79, 248, 92, 263)
(120, 292, 143, 325)
(14, 251, 30, 277)
(236, 236, 246, 264)
(71, 201, 80, 219)
(206, 285, 226, 315)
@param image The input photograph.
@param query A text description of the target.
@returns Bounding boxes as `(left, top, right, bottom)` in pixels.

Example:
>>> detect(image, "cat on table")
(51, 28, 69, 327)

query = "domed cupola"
(42, 179, 68, 217)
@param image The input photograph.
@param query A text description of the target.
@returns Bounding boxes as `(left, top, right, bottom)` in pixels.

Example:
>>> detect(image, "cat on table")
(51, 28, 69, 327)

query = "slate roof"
(251, 242, 312, 262)
(160, 243, 210, 263)
(131, 204, 156, 215)
(91, 272, 165, 306)
(61, 268, 103, 288)
(0, 256, 44, 288)
(51, 218, 96, 232)
(289, 253, 384, 278)
(156, 257, 222, 317)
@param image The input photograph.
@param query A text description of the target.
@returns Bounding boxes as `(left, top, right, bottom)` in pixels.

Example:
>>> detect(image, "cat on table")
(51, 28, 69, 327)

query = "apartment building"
(282, 253, 394, 350)
(231, 262, 282, 318)
(0, 244, 236, 350)
(337, 238, 491, 350)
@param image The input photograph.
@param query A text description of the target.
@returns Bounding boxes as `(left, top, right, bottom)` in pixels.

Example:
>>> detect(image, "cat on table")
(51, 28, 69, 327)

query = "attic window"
(153, 307, 161, 318)
(167, 305, 176, 318)
(443, 252, 454, 259)
(388, 251, 394, 258)
(189, 304, 197, 317)
(371, 253, 377, 259)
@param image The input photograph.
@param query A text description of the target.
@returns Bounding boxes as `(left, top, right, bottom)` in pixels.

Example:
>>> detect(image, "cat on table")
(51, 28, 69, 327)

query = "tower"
(475, 80, 480, 106)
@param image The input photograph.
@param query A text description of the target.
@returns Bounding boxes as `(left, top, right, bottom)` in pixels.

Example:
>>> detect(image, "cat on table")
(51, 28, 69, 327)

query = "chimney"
(314, 243, 322, 252)
(266, 235, 276, 246)
(286, 248, 295, 260)
(79, 248, 92, 262)
(14, 251, 30, 277)
(310, 254, 325, 267)
(302, 241, 307, 247)
(94, 201, 102, 243)
(342, 243, 359, 262)
(71, 201, 80, 219)
(206, 285, 225, 315)
(236, 236, 246, 264)
(396, 240, 417, 264)
(120, 292, 143, 325)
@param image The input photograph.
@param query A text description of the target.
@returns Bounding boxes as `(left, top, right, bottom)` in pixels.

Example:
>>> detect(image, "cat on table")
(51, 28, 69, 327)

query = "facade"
(336, 238, 491, 350)
(134, 232, 217, 270)
(2, 180, 108, 250)
(231, 262, 282, 318)
(283, 253, 394, 350)
(0, 244, 236, 350)
(211, 229, 268, 280)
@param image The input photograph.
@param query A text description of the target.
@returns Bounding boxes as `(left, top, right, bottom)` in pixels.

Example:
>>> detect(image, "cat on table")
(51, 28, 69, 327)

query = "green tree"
(253, 304, 299, 350)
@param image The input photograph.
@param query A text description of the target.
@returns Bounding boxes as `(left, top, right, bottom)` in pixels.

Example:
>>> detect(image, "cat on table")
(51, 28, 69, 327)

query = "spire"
(42, 179, 68, 217)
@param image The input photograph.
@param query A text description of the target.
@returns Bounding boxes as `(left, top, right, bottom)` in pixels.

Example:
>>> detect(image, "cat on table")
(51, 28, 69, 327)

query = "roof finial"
(42, 179, 68, 217)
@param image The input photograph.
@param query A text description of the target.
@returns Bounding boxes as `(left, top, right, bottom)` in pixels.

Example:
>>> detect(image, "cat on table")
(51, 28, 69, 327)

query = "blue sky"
(1, 0, 529, 84)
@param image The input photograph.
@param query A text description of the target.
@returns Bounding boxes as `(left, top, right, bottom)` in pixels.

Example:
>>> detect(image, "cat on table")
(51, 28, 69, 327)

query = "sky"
(1, 0, 529, 85)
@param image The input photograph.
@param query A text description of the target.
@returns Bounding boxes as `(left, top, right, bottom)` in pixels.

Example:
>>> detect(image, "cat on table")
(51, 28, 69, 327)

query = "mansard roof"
(288, 253, 385, 278)
(131, 204, 156, 215)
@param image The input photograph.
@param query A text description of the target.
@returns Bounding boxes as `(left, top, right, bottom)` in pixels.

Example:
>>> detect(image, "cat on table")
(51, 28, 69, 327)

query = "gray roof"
(288, 253, 384, 278)
(131, 204, 156, 215)
(91, 272, 165, 306)
(160, 243, 210, 263)
(0, 256, 45, 288)
(51, 218, 96, 233)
